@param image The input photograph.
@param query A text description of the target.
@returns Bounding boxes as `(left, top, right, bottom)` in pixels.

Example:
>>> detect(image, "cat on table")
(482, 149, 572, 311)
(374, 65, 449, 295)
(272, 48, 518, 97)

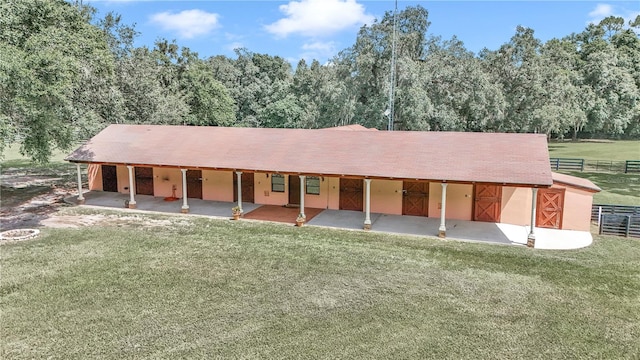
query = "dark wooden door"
(101, 165, 118, 192)
(289, 175, 300, 205)
(233, 172, 254, 203)
(536, 188, 564, 229)
(186, 170, 202, 199)
(474, 184, 502, 222)
(134, 167, 154, 195)
(403, 181, 429, 216)
(339, 178, 363, 211)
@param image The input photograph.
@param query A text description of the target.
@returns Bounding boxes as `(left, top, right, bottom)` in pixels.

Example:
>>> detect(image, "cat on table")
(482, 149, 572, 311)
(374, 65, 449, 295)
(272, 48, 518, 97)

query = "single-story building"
(65, 124, 600, 246)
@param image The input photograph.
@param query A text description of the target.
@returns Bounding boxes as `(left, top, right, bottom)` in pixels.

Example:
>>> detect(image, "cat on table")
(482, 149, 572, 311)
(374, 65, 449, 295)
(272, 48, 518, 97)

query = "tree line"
(1, 0, 639, 163)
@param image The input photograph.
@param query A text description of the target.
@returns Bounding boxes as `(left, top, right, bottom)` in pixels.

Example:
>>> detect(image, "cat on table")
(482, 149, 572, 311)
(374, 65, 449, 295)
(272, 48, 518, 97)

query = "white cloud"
(588, 3, 613, 18)
(302, 41, 336, 53)
(587, 3, 638, 27)
(299, 41, 338, 62)
(265, 0, 374, 38)
(149, 9, 220, 39)
(226, 42, 244, 52)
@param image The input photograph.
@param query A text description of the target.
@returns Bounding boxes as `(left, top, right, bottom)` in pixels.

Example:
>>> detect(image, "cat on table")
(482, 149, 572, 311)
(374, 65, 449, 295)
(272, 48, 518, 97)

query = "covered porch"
(70, 191, 593, 250)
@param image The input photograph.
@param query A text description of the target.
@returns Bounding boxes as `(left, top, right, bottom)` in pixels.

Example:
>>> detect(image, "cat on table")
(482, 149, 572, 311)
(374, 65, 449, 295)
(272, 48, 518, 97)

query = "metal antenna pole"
(387, 0, 398, 131)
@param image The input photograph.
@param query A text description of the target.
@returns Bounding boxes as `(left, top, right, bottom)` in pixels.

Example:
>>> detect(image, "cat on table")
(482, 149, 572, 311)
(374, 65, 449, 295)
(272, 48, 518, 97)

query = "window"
(271, 174, 285, 192)
(306, 176, 320, 195)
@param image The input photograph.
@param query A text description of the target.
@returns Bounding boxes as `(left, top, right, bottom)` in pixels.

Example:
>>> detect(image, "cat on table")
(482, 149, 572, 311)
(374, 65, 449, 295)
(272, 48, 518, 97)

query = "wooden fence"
(550, 158, 584, 171)
(592, 204, 640, 238)
(625, 160, 640, 174)
(550, 158, 640, 173)
(599, 215, 640, 238)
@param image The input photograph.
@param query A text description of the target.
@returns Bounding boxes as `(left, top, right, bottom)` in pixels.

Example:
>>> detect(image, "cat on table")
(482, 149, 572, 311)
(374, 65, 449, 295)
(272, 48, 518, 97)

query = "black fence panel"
(599, 214, 640, 238)
(625, 160, 640, 174)
(550, 158, 584, 171)
(592, 204, 640, 221)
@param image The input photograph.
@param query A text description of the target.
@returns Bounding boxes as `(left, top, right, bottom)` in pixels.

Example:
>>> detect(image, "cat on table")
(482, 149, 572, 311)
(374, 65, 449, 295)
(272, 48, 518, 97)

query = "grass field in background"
(2, 209, 639, 359)
(548, 140, 639, 161)
(562, 171, 640, 205)
(1, 143, 72, 165)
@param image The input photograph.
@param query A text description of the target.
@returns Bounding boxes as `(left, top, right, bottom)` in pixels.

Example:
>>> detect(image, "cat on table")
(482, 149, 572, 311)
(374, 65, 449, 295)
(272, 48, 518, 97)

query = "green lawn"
(561, 171, 640, 206)
(548, 140, 639, 161)
(2, 208, 639, 359)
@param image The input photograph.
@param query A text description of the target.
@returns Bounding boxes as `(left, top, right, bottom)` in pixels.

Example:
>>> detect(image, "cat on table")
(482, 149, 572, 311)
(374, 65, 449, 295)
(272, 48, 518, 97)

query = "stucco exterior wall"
(88, 164, 102, 191)
(501, 186, 533, 226)
(371, 180, 402, 215)
(327, 177, 340, 210)
(117, 165, 130, 194)
(202, 170, 234, 202)
(153, 167, 182, 198)
(428, 183, 474, 220)
(254, 172, 288, 205)
(552, 184, 594, 231)
(304, 176, 330, 209)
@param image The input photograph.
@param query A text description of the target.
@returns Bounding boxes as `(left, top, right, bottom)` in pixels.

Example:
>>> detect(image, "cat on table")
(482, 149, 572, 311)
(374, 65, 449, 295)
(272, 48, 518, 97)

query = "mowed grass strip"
(2, 210, 639, 359)
(548, 140, 639, 161)
(561, 171, 640, 206)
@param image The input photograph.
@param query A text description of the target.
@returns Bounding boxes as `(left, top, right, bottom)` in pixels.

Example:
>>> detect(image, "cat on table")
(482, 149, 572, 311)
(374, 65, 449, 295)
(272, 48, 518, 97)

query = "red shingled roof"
(552, 172, 601, 192)
(66, 124, 553, 186)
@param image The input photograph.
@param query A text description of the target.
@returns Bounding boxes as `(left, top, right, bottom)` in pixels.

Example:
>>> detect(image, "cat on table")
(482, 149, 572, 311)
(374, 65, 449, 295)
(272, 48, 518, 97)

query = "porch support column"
(438, 183, 447, 238)
(236, 171, 243, 212)
(75, 163, 85, 204)
(364, 179, 372, 230)
(527, 188, 538, 248)
(299, 175, 306, 219)
(126, 165, 136, 209)
(181, 169, 189, 213)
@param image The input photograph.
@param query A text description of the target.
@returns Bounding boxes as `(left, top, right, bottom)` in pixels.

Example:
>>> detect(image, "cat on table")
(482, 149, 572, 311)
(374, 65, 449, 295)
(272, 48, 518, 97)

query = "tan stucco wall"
(202, 170, 234, 202)
(116, 165, 130, 194)
(428, 183, 474, 220)
(88, 164, 102, 191)
(371, 180, 402, 215)
(153, 167, 182, 198)
(304, 176, 330, 209)
(552, 184, 594, 231)
(254, 172, 287, 205)
(327, 177, 340, 210)
(501, 186, 533, 226)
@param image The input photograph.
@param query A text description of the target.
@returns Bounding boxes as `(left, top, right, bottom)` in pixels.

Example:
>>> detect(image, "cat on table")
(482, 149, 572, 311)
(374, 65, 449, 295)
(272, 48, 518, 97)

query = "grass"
(561, 171, 640, 206)
(548, 140, 639, 161)
(2, 208, 639, 359)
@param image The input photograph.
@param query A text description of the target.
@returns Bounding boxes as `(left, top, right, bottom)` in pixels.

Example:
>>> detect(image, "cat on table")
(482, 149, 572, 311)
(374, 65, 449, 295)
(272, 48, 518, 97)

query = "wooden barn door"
(288, 175, 300, 205)
(134, 167, 154, 195)
(536, 188, 564, 229)
(186, 170, 202, 199)
(339, 178, 363, 211)
(233, 172, 254, 203)
(474, 184, 502, 222)
(101, 165, 118, 192)
(402, 181, 429, 216)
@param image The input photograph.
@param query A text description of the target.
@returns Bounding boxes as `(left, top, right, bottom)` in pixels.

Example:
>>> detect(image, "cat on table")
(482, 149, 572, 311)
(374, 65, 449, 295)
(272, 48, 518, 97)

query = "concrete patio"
(71, 191, 593, 250)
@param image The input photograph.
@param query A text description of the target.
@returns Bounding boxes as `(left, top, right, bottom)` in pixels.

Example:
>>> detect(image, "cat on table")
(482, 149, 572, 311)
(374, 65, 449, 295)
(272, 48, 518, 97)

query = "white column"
(127, 165, 136, 208)
(364, 179, 372, 229)
(299, 175, 306, 218)
(528, 188, 538, 247)
(181, 169, 189, 213)
(438, 183, 447, 238)
(236, 171, 243, 212)
(76, 163, 85, 203)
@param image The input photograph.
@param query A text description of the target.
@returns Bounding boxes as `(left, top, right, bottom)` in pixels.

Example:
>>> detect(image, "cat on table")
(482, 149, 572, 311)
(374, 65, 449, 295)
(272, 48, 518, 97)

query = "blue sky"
(85, 1, 640, 63)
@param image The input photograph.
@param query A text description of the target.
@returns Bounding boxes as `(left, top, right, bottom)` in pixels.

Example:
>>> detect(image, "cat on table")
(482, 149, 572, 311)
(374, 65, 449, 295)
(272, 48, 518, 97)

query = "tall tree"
(0, 0, 115, 162)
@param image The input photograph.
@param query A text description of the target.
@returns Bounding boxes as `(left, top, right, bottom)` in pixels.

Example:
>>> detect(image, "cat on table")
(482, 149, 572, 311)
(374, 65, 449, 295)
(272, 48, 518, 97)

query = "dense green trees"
(1, 0, 234, 162)
(1, 1, 638, 163)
